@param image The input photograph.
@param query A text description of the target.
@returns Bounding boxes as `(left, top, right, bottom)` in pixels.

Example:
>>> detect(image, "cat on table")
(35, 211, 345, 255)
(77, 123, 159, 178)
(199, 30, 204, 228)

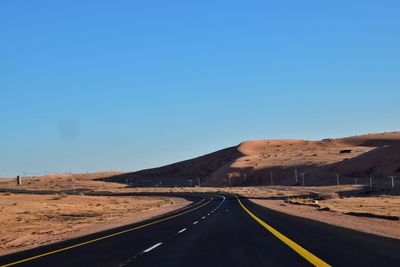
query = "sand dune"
(109, 132, 400, 187)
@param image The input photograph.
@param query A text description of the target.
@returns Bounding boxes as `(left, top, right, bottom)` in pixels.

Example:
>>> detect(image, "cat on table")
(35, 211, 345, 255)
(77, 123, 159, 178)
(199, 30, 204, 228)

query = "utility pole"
(369, 177, 373, 189)
(295, 169, 298, 184)
(270, 171, 274, 186)
(336, 173, 340, 186)
(301, 173, 305, 186)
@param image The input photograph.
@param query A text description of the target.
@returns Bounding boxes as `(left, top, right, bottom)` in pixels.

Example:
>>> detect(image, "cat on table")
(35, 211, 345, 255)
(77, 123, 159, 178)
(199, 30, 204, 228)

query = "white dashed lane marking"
(143, 242, 162, 253)
(142, 196, 226, 256)
(178, 228, 187, 234)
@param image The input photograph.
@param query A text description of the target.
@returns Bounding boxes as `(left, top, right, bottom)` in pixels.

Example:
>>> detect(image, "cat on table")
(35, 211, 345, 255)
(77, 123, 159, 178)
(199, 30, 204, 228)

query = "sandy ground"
(0, 172, 126, 192)
(0, 193, 190, 255)
(287, 195, 400, 217)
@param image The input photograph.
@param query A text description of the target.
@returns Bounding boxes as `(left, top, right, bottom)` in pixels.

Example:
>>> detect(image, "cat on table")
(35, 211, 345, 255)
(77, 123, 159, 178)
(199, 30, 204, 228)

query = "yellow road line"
(1, 197, 212, 267)
(236, 196, 331, 267)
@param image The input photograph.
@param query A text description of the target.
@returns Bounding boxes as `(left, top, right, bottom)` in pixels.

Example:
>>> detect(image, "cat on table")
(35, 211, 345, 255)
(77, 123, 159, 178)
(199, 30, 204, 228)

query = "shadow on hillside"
(307, 144, 400, 181)
(98, 145, 245, 187)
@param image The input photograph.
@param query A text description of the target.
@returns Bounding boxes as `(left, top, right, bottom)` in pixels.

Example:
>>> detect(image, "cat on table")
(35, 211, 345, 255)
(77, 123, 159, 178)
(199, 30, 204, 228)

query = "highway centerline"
(122, 196, 225, 265)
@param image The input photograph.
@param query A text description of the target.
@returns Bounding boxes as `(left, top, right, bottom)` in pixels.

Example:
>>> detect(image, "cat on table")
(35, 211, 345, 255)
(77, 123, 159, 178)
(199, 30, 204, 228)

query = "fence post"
(270, 171, 274, 186)
(369, 177, 373, 189)
(390, 176, 395, 188)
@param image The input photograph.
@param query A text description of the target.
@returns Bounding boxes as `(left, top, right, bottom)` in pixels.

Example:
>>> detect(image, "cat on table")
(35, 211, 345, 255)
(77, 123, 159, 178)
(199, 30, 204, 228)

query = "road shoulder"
(249, 198, 400, 239)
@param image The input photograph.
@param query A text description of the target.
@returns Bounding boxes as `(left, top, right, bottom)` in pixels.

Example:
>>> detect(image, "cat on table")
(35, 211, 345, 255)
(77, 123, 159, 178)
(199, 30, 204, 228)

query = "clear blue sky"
(1, 1, 399, 177)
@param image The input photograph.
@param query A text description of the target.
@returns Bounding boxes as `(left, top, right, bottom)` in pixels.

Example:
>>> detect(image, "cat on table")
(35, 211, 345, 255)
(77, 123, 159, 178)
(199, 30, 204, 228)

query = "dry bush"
(316, 192, 339, 200)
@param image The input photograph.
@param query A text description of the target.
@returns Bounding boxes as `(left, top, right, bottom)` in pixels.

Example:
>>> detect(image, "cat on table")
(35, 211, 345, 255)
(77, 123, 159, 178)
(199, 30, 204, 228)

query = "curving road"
(1, 193, 400, 267)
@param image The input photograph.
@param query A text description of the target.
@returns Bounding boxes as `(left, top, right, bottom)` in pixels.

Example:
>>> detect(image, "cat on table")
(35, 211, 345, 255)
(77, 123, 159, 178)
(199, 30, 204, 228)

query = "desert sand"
(0, 172, 126, 192)
(0, 192, 189, 255)
(0, 174, 191, 255)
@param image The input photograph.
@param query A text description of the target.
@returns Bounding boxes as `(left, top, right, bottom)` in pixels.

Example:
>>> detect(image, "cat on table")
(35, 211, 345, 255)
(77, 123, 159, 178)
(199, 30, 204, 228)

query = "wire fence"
(222, 173, 399, 191)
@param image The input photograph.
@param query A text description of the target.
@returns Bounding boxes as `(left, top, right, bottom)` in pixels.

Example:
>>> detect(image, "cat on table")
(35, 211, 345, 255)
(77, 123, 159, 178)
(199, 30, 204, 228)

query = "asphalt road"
(1, 193, 400, 267)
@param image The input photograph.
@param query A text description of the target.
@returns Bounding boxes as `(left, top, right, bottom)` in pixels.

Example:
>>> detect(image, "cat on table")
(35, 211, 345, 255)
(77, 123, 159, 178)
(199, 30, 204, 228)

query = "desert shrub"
(316, 192, 338, 200)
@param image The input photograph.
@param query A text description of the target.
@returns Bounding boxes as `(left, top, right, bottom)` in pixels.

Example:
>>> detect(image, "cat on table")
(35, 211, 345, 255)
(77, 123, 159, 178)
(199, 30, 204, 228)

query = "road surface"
(1, 193, 400, 267)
